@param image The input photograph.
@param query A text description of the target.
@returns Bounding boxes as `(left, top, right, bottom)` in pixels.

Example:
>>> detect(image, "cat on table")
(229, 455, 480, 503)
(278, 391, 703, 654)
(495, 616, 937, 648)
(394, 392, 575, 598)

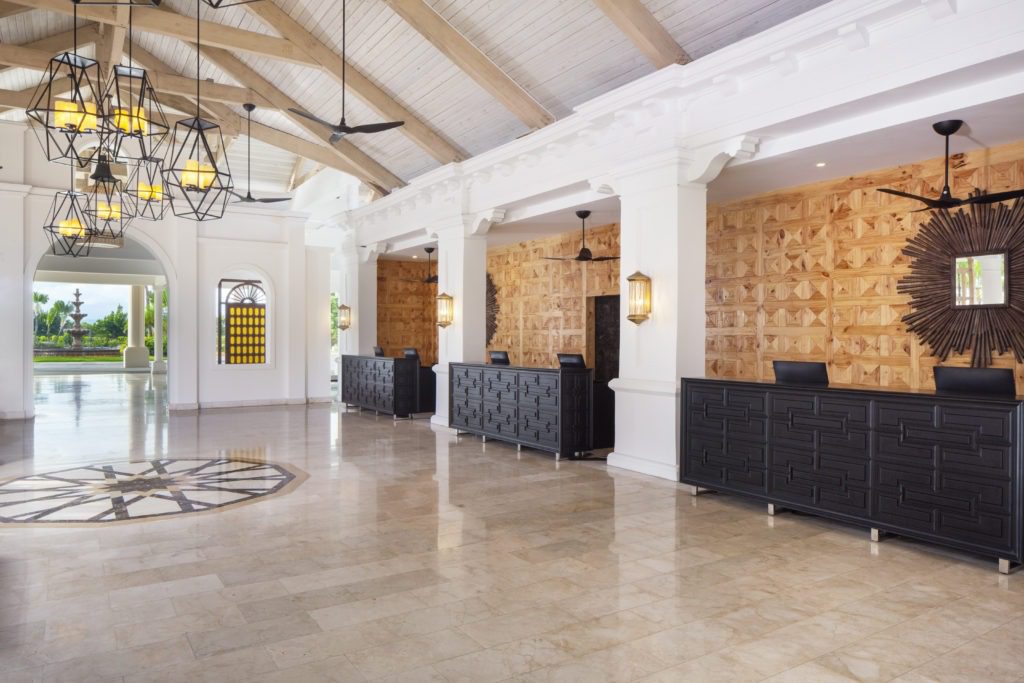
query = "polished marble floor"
(0, 373, 1022, 682)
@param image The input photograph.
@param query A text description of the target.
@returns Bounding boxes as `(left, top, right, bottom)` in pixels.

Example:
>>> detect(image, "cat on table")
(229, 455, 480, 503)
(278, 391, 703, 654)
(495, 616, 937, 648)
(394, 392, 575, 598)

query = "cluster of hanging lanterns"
(27, 0, 238, 258)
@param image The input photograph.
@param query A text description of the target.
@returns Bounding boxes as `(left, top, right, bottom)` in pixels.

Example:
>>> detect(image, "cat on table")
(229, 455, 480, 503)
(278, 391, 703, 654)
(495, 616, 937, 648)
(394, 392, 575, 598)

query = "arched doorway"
(27, 235, 173, 465)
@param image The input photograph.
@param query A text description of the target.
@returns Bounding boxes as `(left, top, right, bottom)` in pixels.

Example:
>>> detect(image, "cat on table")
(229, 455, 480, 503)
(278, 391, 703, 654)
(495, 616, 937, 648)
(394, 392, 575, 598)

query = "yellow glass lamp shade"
(58, 218, 86, 238)
(96, 201, 122, 221)
(182, 159, 216, 191)
(138, 182, 164, 202)
(436, 292, 454, 328)
(626, 271, 652, 324)
(338, 304, 352, 331)
(54, 100, 98, 132)
(113, 106, 149, 135)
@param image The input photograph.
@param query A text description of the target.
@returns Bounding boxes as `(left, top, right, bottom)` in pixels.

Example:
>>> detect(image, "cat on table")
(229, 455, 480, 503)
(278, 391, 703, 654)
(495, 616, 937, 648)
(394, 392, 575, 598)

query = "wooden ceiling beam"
(3, 0, 315, 66)
(242, 0, 466, 165)
(130, 41, 357, 178)
(0, 43, 260, 106)
(199, 45, 403, 191)
(0, 1, 32, 19)
(382, 0, 554, 130)
(592, 0, 689, 69)
(0, 24, 101, 76)
(95, 8, 129, 81)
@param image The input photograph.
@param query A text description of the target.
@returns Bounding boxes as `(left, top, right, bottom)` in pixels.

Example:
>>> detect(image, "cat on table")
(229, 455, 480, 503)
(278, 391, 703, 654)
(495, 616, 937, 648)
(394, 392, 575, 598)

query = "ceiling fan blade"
(878, 188, 958, 209)
(542, 257, 573, 261)
(288, 108, 340, 131)
(228, 190, 248, 200)
(590, 256, 620, 262)
(342, 121, 405, 135)
(257, 197, 292, 203)
(964, 189, 1024, 205)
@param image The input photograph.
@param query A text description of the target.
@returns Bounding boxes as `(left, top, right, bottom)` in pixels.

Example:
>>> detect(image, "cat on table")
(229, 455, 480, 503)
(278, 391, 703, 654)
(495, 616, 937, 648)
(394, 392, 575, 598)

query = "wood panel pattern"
(488, 223, 620, 368)
(707, 140, 1024, 390)
(376, 258, 437, 365)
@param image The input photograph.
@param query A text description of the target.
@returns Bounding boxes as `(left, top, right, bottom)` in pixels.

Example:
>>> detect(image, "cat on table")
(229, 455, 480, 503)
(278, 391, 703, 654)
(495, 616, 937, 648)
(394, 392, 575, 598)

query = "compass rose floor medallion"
(0, 458, 306, 525)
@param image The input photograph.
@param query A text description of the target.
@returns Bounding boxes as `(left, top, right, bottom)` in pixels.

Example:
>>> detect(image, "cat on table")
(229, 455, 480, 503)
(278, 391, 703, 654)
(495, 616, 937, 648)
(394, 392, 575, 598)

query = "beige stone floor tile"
(114, 607, 247, 649)
(41, 635, 195, 682)
(633, 651, 764, 683)
(454, 605, 580, 648)
(763, 660, 860, 682)
(310, 591, 430, 631)
(510, 641, 669, 682)
(124, 644, 279, 683)
(629, 617, 743, 666)
(346, 627, 482, 679)
(252, 654, 367, 682)
(108, 573, 225, 609)
(263, 621, 395, 669)
(185, 612, 321, 658)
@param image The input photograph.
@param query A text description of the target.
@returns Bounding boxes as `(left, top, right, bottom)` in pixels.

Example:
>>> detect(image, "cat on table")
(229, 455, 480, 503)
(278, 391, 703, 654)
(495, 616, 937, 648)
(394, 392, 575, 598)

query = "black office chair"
(556, 353, 586, 368)
(373, 346, 385, 357)
(489, 350, 511, 365)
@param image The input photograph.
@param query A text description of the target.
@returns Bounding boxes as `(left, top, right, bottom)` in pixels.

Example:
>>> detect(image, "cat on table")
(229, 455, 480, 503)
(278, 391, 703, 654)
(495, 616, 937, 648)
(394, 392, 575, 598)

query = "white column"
(431, 223, 488, 428)
(305, 246, 332, 402)
(151, 282, 167, 374)
(0, 185, 29, 419)
(608, 155, 707, 481)
(337, 245, 378, 358)
(336, 232, 378, 403)
(123, 284, 149, 368)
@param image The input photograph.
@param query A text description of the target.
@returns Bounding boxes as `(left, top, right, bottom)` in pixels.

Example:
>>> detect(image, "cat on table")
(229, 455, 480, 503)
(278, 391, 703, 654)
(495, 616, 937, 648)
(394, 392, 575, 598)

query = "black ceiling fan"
(543, 210, 619, 263)
(403, 247, 438, 284)
(287, 0, 404, 144)
(232, 103, 291, 204)
(878, 120, 1024, 210)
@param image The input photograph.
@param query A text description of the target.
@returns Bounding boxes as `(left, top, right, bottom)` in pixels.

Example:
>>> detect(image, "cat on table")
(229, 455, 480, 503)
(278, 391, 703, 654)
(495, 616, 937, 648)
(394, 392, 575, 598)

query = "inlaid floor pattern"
(0, 373, 1022, 681)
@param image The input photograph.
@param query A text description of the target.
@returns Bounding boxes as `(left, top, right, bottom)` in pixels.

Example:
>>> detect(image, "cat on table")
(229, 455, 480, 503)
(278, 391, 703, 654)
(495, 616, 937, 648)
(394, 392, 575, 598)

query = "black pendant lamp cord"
(341, 0, 346, 119)
(247, 107, 252, 192)
(195, 0, 200, 118)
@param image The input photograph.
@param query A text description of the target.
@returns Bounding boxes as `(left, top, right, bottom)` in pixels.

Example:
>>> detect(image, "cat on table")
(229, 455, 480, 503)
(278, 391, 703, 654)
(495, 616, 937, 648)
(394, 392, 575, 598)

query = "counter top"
(685, 376, 1024, 403)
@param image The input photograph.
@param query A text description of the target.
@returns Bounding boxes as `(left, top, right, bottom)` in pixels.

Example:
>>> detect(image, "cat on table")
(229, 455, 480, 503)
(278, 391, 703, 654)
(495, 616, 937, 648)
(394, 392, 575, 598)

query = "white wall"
(0, 122, 332, 418)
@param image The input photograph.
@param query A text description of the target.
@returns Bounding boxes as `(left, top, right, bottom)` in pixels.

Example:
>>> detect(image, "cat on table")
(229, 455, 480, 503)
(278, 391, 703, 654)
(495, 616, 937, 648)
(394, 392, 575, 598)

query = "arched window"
(218, 279, 267, 365)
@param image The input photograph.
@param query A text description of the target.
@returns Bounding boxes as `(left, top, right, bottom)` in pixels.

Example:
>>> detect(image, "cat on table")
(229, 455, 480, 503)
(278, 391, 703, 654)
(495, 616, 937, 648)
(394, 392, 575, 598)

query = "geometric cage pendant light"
(126, 156, 168, 221)
(102, 7, 169, 165)
(43, 165, 95, 258)
(25, 2, 105, 169)
(162, 0, 233, 221)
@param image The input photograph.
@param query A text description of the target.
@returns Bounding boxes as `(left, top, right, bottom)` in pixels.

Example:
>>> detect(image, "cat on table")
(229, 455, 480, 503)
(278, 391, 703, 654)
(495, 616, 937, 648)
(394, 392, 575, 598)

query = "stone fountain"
(68, 289, 88, 351)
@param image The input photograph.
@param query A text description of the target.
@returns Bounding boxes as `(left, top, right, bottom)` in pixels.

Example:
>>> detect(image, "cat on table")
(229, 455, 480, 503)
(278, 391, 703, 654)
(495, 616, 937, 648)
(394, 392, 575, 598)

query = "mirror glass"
(954, 252, 1007, 306)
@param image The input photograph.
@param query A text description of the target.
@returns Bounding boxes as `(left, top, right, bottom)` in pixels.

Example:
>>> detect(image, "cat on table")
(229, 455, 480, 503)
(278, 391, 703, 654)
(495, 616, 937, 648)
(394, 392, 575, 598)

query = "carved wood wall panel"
(376, 259, 438, 365)
(707, 140, 1024, 390)
(487, 223, 620, 368)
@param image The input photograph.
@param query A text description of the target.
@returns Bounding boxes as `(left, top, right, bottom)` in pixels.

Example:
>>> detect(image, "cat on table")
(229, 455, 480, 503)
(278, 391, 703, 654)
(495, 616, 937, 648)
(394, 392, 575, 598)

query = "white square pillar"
(431, 226, 488, 428)
(123, 284, 149, 368)
(151, 283, 167, 374)
(0, 186, 28, 419)
(608, 158, 707, 480)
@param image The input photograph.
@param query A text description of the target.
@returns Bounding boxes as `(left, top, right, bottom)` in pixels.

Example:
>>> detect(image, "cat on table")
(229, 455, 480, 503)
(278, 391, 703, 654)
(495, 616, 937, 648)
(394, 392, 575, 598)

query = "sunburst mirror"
(486, 273, 499, 346)
(898, 200, 1024, 367)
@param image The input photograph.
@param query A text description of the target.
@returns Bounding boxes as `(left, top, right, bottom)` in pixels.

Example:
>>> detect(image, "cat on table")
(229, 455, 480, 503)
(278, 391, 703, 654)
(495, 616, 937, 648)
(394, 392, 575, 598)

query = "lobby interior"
(2, 0, 1024, 681)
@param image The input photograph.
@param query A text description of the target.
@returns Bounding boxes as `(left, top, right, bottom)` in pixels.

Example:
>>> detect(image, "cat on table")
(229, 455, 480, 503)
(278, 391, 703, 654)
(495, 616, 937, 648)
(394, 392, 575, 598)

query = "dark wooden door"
(593, 295, 619, 448)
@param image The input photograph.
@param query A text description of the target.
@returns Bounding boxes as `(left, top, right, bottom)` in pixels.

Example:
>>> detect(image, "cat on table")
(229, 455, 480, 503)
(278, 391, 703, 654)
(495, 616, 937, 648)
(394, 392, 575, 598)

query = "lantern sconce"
(436, 292, 454, 328)
(338, 304, 352, 331)
(627, 271, 652, 324)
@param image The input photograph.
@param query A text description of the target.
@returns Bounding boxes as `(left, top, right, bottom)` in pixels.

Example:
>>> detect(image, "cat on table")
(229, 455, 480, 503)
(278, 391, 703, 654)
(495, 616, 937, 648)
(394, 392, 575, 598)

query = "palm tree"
(32, 292, 49, 335)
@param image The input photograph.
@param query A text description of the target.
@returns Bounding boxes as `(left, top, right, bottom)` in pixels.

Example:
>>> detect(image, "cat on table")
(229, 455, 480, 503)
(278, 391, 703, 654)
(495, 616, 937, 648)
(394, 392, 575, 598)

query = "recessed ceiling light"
(816, 162, 826, 167)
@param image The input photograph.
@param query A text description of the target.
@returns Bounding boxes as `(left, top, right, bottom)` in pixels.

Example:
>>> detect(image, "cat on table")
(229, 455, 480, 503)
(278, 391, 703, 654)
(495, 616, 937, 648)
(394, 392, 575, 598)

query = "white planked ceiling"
(0, 0, 830, 192)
